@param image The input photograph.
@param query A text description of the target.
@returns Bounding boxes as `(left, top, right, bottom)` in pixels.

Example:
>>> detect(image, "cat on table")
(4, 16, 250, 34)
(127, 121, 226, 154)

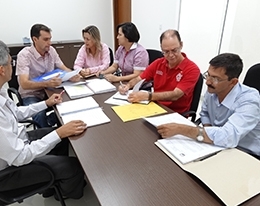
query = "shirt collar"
(218, 83, 240, 108)
(162, 52, 187, 71)
(0, 88, 8, 107)
(129, 42, 138, 50)
(30, 45, 49, 59)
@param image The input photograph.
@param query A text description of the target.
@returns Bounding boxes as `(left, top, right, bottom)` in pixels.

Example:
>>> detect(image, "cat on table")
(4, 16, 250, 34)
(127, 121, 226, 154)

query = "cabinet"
(7, 40, 83, 69)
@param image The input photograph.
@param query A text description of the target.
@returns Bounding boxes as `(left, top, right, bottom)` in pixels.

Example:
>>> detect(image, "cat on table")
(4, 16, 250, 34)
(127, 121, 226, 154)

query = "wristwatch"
(196, 126, 204, 142)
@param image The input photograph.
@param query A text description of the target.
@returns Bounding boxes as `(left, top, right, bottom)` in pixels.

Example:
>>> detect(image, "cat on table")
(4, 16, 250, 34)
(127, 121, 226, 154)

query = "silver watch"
(196, 126, 204, 142)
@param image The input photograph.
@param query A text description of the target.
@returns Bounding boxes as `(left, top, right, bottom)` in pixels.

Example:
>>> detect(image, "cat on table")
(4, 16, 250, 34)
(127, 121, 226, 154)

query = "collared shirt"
(140, 53, 200, 113)
(0, 88, 61, 171)
(16, 45, 63, 99)
(74, 43, 110, 73)
(114, 43, 149, 75)
(200, 83, 260, 156)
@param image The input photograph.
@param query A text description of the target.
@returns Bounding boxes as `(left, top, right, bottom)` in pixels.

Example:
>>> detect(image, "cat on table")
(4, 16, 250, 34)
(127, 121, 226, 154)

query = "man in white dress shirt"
(0, 40, 87, 199)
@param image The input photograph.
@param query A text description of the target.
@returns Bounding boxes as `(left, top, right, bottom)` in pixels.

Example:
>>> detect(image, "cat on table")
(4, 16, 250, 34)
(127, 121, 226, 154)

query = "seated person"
(97, 22, 149, 83)
(0, 40, 86, 199)
(16, 23, 80, 128)
(74, 25, 110, 77)
(156, 53, 260, 158)
(119, 29, 200, 114)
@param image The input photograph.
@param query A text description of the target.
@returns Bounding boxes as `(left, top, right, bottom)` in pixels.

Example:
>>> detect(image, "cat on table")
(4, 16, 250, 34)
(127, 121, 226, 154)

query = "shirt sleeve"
(74, 45, 85, 70)
(0, 115, 61, 167)
(16, 49, 31, 75)
(15, 101, 47, 121)
(204, 96, 260, 148)
(133, 49, 149, 71)
(140, 60, 158, 82)
(176, 65, 200, 95)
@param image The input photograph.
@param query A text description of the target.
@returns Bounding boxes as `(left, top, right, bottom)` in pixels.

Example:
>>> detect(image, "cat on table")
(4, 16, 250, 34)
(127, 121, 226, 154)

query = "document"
(111, 79, 149, 105)
(32, 68, 81, 82)
(63, 84, 94, 99)
(112, 102, 167, 122)
(155, 144, 260, 206)
(56, 97, 110, 127)
(85, 78, 116, 94)
(63, 78, 116, 99)
(148, 113, 260, 205)
(145, 113, 225, 164)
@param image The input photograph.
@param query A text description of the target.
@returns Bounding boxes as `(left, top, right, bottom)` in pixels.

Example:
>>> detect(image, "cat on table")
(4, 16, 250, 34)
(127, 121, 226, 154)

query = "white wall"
(0, 0, 114, 49)
(221, 0, 260, 82)
(132, 0, 180, 50)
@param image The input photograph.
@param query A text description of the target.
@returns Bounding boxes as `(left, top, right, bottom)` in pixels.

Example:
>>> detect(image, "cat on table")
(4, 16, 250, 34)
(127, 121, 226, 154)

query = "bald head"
(160, 29, 182, 44)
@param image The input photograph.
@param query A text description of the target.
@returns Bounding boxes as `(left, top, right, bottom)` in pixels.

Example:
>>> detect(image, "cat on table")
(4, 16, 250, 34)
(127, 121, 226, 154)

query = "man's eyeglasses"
(161, 47, 181, 56)
(202, 72, 229, 84)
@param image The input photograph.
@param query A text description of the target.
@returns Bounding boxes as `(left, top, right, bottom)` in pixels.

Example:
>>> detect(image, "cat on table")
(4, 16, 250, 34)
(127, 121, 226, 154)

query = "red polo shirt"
(140, 53, 200, 113)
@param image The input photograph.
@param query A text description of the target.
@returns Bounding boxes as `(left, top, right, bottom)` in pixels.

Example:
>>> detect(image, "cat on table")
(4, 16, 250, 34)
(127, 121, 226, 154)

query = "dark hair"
(160, 29, 181, 44)
(30, 24, 51, 39)
(117, 22, 140, 43)
(209, 53, 243, 80)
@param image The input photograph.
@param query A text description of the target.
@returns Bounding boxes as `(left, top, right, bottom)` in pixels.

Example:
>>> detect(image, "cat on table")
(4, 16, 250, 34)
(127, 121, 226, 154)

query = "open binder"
(64, 78, 116, 99)
(56, 97, 110, 127)
(144, 113, 260, 206)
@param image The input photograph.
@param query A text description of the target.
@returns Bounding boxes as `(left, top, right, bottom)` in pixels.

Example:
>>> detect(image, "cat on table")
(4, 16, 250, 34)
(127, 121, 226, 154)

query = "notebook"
(56, 97, 110, 127)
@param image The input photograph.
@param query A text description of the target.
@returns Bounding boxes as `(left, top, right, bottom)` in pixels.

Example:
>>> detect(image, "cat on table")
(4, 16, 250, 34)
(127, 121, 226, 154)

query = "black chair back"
(243, 63, 260, 92)
(146, 49, 164, 65)
(0, 162, 66, 205)
(108, 47, 114, 66)
(181, 73, 203, 122)
(8, 55, 19, 90)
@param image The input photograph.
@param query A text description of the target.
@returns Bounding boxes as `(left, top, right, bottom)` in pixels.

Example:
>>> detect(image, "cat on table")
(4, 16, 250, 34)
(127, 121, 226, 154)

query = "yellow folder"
(112, 102, 167, 122)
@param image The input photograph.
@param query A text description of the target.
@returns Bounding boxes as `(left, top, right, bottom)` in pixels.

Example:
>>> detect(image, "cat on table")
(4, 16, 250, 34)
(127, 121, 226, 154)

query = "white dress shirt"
(0, 88, 61, 171)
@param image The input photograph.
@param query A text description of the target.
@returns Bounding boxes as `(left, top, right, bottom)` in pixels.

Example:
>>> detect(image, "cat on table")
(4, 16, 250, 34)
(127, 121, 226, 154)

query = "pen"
(119, 81, 124, 86)
(55, 90, 65, 99)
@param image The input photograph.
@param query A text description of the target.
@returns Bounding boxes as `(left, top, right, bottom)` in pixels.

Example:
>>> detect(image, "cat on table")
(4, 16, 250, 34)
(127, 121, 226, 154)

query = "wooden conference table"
(46, 88, 260, 206)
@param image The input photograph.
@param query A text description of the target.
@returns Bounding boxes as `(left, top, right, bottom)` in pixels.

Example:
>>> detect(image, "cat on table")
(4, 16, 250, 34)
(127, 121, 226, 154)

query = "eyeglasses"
(202, 72, 229, 84)
(161, 47, 181, 56)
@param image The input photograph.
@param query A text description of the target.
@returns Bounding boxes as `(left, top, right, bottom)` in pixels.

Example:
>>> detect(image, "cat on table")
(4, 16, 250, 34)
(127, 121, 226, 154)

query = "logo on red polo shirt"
(176, 72, 183, 82)
(156, 70, 163, 75)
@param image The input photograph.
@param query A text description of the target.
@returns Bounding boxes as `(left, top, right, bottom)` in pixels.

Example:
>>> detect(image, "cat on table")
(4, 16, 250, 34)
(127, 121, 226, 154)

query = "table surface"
(46, 88, 260, 206)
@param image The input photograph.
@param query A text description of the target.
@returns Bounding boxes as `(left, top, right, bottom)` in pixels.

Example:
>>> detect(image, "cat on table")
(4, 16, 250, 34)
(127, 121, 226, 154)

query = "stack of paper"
(144, 113, 225, 164)
(63, 84, 94, 99)
(56, 97, 110, 127)
(85, 79, 116, 94)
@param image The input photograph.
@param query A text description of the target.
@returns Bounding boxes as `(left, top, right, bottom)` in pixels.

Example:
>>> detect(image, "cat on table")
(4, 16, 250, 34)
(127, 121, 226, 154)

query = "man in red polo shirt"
(119, 29, 200, 114)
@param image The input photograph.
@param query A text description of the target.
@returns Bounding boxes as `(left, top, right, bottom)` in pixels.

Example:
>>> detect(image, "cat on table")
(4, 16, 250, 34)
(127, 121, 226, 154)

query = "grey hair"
(0, 40, 9, 66)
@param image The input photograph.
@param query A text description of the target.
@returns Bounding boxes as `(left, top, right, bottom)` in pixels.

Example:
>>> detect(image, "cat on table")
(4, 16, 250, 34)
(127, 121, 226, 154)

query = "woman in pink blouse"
(74, 25, 110, 77)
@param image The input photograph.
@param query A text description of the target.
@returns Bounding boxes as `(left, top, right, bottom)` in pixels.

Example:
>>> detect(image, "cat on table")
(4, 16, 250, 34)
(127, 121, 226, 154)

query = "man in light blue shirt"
(156, 53, 260, 157)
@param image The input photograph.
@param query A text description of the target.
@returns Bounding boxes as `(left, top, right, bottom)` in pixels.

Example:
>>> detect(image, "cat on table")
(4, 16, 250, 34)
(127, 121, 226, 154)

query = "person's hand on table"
(128, 91, 148, 103)
(56, 120, 87, 138)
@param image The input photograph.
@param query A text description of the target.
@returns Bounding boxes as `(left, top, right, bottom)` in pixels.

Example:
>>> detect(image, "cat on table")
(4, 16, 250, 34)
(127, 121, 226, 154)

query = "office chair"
(243, 63, 260, 92)
(146, 49, 164, 65)
(108, 47, 114, 67)
(0, 161, 66, 206)
(181, 73, 203, 122)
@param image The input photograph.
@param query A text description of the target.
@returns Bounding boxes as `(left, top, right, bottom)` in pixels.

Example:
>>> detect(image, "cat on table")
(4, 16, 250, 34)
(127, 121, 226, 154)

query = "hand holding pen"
(46, 90, 65, 106)
(119, 81, 129, 95)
